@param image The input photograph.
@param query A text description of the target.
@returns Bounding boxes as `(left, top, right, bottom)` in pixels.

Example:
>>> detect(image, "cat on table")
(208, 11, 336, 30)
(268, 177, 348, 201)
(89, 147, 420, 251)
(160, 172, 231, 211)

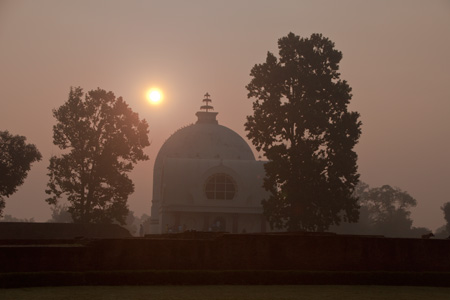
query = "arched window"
(204, 173, 236, 200)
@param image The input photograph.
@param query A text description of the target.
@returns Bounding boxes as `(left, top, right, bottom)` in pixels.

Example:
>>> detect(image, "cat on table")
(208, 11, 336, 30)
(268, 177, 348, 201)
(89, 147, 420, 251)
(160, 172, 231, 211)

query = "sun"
(147, 88, 163, 105)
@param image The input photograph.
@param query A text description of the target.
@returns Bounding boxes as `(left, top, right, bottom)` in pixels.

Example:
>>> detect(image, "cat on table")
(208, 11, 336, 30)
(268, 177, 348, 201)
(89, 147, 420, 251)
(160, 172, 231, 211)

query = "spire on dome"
(196, 92, 218, 124)
(200, 92, 214, 112)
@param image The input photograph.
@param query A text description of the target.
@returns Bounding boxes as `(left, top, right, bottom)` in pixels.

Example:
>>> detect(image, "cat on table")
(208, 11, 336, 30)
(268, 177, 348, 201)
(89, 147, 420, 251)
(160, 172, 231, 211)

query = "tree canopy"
(46, 87, 150, 224)
(48, 204, 73, 223)
(357, 183, 418, 236)
(332, 182, 429, 238)
(442, 202, 450, 234)
(358, 184, 416, 224)
(0, 131, 42, 216)
(245, 32, 361, 231)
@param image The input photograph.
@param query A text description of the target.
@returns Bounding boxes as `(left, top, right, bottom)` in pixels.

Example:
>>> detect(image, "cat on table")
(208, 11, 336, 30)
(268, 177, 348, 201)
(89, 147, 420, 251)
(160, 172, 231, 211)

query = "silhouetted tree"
(0, 214, 35, 222)
(408, 226, 432, 238)
(46, 87, 150, 225)
(333, 182, 426, 237)
(123, 210, 138, 236)
(442, 202, 450, 234)
(360, 184, 416, 226)
(246, 32, 361, 231)
(48, 204, 73, 223)
(361, 184, 432, 237)
(434, 224, 449, 239)
(0, 131, 42, 216)
(120, 211, 150, 236)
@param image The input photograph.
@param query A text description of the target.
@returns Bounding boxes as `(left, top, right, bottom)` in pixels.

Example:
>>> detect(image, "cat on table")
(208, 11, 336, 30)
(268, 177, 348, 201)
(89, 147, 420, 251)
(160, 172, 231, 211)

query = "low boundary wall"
(1, 233, 450, 272)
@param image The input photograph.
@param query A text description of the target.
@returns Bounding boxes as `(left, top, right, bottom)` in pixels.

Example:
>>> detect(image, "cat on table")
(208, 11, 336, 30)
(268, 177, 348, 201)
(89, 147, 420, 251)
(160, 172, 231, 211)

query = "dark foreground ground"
(2, 285, 450, 300)
(3, 270, 450, 288)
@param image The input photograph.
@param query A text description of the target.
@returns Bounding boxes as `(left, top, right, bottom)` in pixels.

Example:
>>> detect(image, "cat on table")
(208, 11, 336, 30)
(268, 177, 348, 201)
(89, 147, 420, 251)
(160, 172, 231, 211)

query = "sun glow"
(147, 88, 163, 105)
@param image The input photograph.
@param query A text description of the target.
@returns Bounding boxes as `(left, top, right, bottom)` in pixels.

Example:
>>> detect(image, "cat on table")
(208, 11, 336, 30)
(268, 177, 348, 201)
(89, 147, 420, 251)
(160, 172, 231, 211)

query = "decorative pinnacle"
(200, 92, 214, 112)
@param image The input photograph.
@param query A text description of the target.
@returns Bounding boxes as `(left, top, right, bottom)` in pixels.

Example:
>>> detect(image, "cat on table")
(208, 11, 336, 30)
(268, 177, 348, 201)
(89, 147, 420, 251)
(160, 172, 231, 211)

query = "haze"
(0, 0, 449, 231)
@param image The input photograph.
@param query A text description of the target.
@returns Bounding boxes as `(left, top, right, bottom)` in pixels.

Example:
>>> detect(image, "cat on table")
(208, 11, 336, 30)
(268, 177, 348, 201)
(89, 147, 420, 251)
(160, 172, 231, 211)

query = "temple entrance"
(212, 217, 226, 232)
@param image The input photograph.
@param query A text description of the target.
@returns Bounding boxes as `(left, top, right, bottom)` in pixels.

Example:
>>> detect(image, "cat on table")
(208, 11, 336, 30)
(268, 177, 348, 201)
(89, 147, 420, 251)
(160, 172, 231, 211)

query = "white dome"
(154, 93, 254, 163)
(155, 121, 255, 163)
(152, 109, 255, 202)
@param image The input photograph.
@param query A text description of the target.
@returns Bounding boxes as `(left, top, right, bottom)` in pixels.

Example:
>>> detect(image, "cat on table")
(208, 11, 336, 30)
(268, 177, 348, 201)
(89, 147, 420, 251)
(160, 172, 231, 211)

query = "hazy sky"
(1, 0, 449, 230)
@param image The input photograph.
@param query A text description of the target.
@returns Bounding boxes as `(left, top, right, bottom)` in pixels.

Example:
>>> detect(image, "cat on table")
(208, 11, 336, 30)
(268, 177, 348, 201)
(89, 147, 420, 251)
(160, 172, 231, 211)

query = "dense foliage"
(46, 87, 150, 224)
(246, 32, 361, 231)
(442, 202, 450, 235)
(0, 131, 42, 216)
(332, 182, 431, 237)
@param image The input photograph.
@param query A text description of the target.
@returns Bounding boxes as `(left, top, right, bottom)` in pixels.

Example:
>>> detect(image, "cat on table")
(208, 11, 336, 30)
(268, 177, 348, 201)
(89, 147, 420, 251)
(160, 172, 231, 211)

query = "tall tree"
(46, 87, 150, 224)
(0, 131, 42, 216)
(246, 32, 361, 231)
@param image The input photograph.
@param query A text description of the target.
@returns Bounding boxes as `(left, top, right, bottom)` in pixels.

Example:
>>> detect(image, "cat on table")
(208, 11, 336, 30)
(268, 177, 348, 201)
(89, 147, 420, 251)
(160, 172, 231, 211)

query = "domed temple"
(148, 93, 269, 234)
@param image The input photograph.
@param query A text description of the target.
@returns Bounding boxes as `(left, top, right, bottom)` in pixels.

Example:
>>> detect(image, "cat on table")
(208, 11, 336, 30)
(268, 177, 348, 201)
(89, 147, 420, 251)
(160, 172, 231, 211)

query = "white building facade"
(149, 94, 269, 234)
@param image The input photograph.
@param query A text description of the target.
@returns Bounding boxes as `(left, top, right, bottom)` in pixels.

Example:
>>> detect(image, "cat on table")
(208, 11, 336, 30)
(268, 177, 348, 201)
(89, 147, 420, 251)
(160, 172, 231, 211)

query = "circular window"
(204, 173, 237, 200)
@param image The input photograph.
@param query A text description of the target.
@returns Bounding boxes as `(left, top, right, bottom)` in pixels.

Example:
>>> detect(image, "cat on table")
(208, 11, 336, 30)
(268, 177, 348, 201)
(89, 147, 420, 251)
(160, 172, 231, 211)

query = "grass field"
(2, 285, 450, 300)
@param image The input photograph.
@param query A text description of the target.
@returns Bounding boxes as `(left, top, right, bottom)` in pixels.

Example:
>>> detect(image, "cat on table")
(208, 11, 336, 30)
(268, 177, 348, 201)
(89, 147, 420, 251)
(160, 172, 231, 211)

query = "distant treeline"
(332, 182, 449, 238)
